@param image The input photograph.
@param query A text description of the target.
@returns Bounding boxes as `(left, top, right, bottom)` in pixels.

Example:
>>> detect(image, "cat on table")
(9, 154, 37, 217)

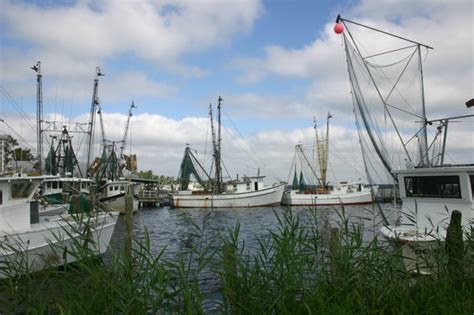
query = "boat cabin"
(397, 165, 474, 233)
(101, 180, 139, 198)
(42, 177, 93, 195)
(0, 176, 50, 232)
(224, 176, 266, 194)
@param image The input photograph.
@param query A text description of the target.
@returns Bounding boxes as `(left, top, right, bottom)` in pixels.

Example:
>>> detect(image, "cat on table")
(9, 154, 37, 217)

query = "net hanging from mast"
(340, 16, 433, 185)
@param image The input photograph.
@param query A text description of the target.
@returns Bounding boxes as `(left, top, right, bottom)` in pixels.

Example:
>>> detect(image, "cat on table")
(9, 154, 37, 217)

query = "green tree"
(3, 135, 36, 163)
(13, 147, 35, 162)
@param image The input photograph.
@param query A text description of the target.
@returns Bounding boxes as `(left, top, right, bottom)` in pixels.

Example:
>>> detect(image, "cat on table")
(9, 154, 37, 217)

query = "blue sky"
(0, 0, 472, 180)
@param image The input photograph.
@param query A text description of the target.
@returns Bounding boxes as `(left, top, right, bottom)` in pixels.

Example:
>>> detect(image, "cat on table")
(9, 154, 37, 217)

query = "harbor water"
(106, 203, 400, 311)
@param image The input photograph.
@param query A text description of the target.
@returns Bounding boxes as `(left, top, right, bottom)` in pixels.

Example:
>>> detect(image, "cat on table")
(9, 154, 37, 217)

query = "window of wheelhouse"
(11, 182, 36, 199)
(404, 175, 461, 198)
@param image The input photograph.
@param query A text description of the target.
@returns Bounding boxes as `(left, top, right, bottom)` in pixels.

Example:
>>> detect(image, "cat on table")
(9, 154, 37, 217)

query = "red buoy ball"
(334, 23, 344, 34)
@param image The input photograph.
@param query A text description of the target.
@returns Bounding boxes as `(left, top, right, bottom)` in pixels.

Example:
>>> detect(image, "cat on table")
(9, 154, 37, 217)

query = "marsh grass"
(0, 207, 473, 314)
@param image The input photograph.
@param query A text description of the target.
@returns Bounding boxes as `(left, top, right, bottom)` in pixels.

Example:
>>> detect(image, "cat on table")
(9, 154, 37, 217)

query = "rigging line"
(384, 102, 423, 119)
(403, 124, 429, 147)
(365, 49, 415, 69)
(222, 112, 276, 177)
(344, 30, 413, 164)
(0, 86, 37, 133)
(298, 145, 322, 185)
(355, 117, 390, 225)
(363, 44, 418, 60)
(347, 63, 395, 179)
(339, 16, 433, 50)
(353, 40, 418, 117)
(203, 112, 210, 166)
(349, 49, 392, 159)
(352, 39, 419, 115)
(221, 158, 232, 180)
(286, 146, 298, 182)
(326, 159, 337, 184)
(382, 48, 419, 106)
(383, 48, 417, 103)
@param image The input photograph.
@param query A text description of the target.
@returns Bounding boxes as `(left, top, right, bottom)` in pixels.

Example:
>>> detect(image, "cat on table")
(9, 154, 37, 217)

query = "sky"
(0, 0, 473, 183)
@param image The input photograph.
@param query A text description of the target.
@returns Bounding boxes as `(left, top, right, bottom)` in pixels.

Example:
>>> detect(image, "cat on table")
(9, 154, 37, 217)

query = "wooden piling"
(71, 193, 80, 215)
(329, 227, 340, 281)
(445, 210, 464, 284)
(124, 183, 134, 259)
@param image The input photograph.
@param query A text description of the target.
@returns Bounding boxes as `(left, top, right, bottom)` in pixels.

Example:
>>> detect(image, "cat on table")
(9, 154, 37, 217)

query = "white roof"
(396, 165, 474, 175)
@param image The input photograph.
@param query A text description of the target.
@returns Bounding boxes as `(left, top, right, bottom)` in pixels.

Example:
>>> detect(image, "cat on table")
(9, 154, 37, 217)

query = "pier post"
(124, 183, 134, 260)
(71, 192, 80, 214)
(329, 227, 340, 281)
(445, 210, 464, 284)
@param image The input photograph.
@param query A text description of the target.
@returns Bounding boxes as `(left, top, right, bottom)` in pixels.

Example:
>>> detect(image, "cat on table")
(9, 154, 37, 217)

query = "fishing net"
(342, 20, 432, 185)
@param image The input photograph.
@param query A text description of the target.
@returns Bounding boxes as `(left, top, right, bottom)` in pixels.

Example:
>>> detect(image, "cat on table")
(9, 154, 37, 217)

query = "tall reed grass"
(0, 207, 472, 314)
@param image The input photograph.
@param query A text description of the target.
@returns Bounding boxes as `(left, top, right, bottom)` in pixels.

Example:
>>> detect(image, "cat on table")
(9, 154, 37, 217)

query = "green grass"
(0, 208, 473, 314)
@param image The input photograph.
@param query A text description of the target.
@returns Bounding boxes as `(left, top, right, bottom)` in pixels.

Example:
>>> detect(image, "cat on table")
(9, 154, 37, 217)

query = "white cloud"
(1, 0, 262, 80)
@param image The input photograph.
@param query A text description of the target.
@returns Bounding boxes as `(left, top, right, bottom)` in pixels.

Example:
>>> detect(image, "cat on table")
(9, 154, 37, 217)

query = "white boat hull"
(380, 226, 440, 274)
(39, 203, 70, 216)
(0, 212, 118, 278)
(100, 194, 138, 214)
(171, 183, 286, 208)
(281, 189, 373, 206)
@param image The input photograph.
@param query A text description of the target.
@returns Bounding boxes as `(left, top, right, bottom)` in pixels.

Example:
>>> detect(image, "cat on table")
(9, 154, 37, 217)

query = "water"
(107, 204, 399, 311)
(109, 204, 399, 254)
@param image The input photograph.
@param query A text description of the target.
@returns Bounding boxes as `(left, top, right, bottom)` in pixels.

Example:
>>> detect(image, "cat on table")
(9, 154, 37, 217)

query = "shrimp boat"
(41, 126, 94, 216)
(336, 15, 473, 272)
(0, 174, 118, 278)
(170, 97, 286, 208)
(281, 114, 375, 206)
(85, 68, 139, 214)
(31, 62, 92, 216)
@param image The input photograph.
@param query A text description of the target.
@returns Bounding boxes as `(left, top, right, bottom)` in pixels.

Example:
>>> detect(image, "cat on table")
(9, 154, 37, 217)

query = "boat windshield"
(404, 175, 461, 199)
(11, 182, 36, 199)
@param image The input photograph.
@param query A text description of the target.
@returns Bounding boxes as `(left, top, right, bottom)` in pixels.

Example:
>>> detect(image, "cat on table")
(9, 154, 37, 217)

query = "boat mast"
(323, 113, 331, 188)
(216, 96, 223, 191)
(86, 67, 103, 177)
(119, 101, 136, 161)
(32, 61, 43, 174)
(314, 114, 331, 189)
(97, 105, 107, 152)
(417, 45, 430, 167)
(209, 104, 219, 192)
